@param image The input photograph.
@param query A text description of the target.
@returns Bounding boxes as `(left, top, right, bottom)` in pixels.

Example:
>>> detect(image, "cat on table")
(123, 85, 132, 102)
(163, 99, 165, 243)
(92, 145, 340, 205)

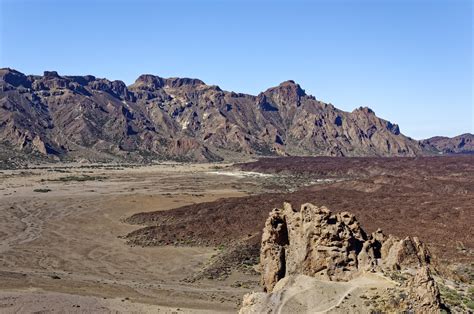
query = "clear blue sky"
(1, 0, 472, 139)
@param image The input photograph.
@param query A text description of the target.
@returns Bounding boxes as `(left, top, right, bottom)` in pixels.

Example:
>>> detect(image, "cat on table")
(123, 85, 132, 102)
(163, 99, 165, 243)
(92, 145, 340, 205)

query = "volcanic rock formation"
(1, 68, 424, 162)
(240, 203, 442, 313)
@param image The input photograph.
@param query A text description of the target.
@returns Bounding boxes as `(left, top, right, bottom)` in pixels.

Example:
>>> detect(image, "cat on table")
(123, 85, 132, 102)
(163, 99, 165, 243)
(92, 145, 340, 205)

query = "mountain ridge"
(421, 133, 473, 155)
(0, 68, 466, 162)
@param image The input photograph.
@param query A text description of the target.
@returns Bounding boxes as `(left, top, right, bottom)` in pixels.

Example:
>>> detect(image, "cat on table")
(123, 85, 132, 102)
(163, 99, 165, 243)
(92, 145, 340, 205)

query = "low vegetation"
(440, 284, 474, 311)
(33, 188, 51, 193)
(42, 175, 107, 182)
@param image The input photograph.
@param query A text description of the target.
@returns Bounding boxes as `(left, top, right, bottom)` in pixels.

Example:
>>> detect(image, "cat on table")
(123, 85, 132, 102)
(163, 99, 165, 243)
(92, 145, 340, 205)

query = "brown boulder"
(380, 235, 430, 270)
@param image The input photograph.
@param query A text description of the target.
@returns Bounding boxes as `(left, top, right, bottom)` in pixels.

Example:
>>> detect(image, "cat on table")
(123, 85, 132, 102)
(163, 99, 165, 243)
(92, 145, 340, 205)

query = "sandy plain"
(0, 163, 265, 313)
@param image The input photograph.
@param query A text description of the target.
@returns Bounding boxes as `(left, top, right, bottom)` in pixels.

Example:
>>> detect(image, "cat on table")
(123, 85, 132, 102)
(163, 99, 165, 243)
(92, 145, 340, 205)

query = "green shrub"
(464, 300, 474, 310)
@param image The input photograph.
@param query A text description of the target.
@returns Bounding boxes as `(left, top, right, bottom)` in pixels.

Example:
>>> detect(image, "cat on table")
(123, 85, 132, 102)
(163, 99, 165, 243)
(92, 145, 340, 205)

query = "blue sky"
(1, 0, 472, 139)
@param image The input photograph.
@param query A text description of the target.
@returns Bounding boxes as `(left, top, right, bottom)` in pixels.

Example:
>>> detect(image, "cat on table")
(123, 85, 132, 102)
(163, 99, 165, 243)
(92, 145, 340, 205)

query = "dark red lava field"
(127, 156, 474, 265)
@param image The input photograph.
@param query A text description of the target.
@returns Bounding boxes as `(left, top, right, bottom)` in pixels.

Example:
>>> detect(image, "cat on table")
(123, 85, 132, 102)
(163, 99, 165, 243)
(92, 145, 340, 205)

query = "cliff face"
(1, 68, 423, 161)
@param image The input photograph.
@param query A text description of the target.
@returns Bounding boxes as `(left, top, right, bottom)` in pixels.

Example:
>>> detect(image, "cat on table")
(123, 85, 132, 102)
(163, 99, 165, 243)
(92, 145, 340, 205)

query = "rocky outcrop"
(260, 203, 431, 292)
(1, 68, 425, 162)
(243, 203, 442, 313)
(407, 266, 442, 312)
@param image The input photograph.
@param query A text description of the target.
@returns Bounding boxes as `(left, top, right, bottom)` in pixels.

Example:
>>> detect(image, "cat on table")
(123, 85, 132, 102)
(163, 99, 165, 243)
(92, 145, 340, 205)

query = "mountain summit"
(1, 68, 425, 162)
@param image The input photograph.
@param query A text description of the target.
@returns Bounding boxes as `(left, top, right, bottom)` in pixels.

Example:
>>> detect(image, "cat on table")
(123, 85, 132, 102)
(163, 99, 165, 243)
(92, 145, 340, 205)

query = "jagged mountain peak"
(164, 77, 205, 88)
(43, 70, 61, 79)
(264, 80, 306, 97)
(353, 106, 375, 114)
(131, 74, 206, 90)
(0, 68, 30, 88)
(256, 80, 308, 110)
(0, 67, 24, 76)
(131, 74, 165, 89)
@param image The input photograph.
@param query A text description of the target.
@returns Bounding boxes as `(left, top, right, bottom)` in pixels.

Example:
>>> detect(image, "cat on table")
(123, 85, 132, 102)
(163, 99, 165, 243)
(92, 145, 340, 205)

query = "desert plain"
(0, 156, 473, 313)
(0, 163, 264, 313)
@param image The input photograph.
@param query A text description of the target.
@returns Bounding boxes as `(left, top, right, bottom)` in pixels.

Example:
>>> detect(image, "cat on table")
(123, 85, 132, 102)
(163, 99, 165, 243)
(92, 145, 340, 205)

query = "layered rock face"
(242, 203, 442, 313)
(0, 68, 423, 161)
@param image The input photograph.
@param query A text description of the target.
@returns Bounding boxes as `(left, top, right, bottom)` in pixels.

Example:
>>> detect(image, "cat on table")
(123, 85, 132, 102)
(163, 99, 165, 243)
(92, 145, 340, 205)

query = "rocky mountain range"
(0, 68, 470, 162)
(421, 133, 473, 155)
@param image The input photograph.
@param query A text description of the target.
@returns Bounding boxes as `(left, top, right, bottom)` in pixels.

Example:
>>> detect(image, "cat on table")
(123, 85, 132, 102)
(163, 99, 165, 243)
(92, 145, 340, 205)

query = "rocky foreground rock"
(240, 203, 442, 313)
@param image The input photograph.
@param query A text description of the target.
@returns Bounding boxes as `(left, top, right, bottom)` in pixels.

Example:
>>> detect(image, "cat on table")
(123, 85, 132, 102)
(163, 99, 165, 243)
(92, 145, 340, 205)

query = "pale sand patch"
(241, 273, 396, 314)
(206, 170, 274, 178)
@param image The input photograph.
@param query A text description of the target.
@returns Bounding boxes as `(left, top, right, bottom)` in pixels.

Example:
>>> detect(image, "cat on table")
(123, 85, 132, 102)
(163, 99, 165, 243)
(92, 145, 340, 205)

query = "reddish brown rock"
(1, 68, 428, 162)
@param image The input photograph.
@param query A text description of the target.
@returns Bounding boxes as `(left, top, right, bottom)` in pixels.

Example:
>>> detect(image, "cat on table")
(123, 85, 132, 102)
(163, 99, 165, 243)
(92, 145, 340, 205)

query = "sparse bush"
(33, 188, 51, 193)
(47, 175, 106, 182)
